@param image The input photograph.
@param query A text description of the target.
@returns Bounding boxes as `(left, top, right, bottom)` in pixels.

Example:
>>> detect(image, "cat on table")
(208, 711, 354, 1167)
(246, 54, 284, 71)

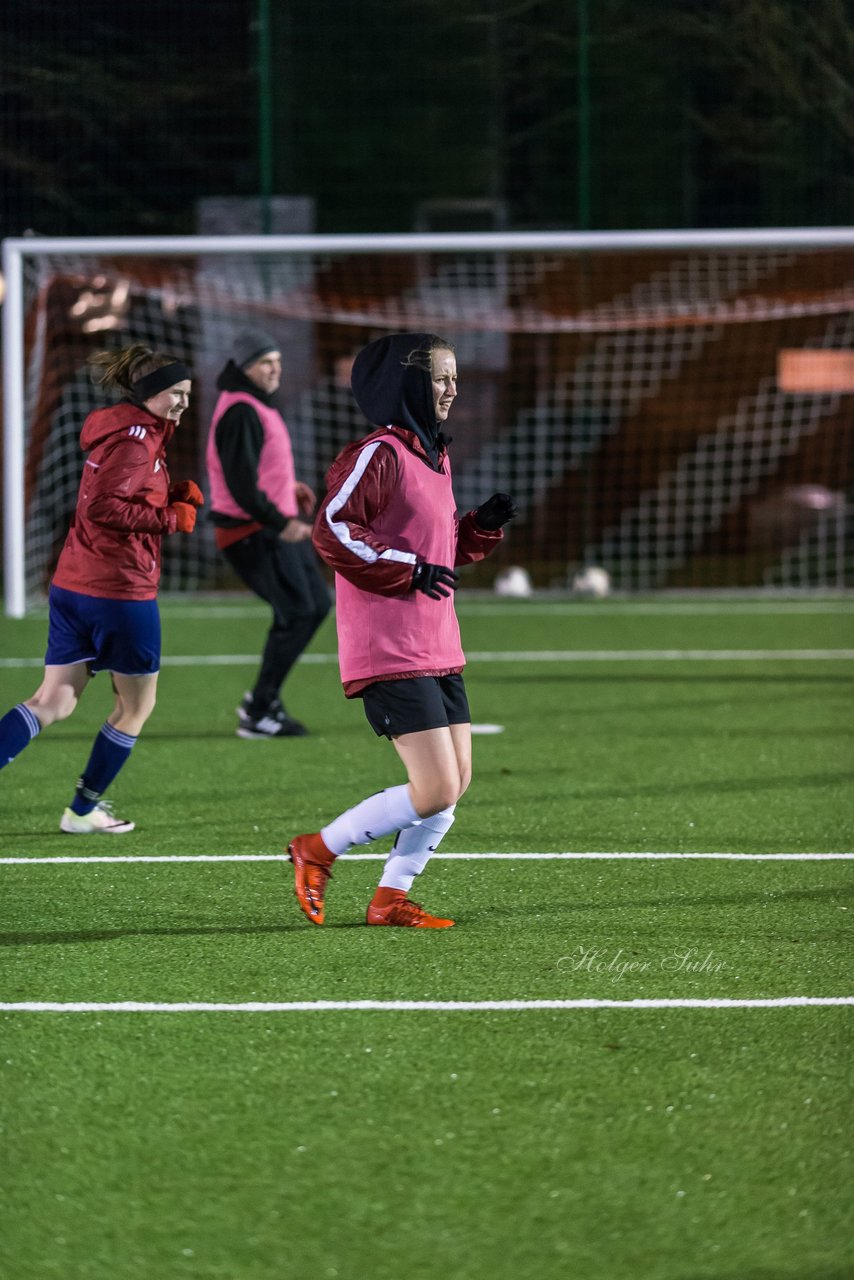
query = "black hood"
(350, 333, 447, 464)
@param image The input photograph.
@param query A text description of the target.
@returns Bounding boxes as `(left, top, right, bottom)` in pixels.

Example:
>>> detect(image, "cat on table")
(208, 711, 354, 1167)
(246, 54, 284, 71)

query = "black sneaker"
(236, 692, 308, 738)
(237, 690, 292, 726)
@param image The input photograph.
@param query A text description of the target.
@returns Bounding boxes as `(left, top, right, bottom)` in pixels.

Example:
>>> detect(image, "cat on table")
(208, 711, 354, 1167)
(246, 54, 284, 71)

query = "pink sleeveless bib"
(207, 391, 297, 519)
(334, 433, 464, 685)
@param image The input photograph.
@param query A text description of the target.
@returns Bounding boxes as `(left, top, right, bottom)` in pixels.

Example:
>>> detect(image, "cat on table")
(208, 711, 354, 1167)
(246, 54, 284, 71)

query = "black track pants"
(222, 530, 331, 711)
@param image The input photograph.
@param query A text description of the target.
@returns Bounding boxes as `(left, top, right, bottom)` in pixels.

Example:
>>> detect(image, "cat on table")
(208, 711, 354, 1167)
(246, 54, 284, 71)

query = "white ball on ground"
(572, 566, 611, 598)
(494, 566, 534, 598)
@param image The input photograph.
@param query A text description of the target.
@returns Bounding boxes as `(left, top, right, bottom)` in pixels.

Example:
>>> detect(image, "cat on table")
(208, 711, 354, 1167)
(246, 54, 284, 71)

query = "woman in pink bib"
(287, 332, 516, 927)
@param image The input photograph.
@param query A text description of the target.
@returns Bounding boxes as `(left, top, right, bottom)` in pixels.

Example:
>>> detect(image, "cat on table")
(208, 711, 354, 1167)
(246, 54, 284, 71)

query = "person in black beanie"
(205, 329, 330, 737)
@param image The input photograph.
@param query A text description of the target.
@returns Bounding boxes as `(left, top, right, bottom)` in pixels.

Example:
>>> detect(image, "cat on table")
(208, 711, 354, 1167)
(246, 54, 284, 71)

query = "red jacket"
(52, 401, 180, 601)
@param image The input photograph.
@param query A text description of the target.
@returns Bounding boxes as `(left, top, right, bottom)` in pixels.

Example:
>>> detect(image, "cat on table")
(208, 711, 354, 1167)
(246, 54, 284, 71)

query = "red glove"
(169, 480, 204, 507)
(171, 502, 197, 533)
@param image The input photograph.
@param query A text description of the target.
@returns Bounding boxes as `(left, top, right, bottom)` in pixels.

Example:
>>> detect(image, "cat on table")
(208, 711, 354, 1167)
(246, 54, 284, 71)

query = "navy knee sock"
(0, 704, 42, 770)
(70, 722, 138, 815)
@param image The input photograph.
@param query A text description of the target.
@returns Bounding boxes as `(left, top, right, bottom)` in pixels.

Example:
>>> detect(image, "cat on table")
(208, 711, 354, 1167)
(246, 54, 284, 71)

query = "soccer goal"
(4, 228, 853, 616)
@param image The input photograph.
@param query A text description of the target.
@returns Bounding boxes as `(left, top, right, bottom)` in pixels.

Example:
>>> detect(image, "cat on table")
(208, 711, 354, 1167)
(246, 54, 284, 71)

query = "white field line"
(457, 603, 854, 617)
(15, 601, 854, 625)
(1, 998, 851, 1013)
(2, 851, 853, 866)
(458, 649, 854, 661)
(157, 601, 854, 619)
(2, 648, 854, 669)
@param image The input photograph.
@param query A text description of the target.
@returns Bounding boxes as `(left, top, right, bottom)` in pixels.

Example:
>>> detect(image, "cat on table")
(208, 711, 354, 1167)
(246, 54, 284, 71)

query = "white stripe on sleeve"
(325, 441, 418, 567)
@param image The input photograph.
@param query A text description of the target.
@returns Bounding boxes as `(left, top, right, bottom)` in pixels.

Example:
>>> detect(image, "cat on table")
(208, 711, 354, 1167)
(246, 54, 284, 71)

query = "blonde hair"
(88, 344, 185, 395)
(402, 334, 456, 374)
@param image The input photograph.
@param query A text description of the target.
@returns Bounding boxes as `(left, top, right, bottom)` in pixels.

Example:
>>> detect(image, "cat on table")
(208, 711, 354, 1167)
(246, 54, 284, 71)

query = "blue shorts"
(45, 586, 161, 675)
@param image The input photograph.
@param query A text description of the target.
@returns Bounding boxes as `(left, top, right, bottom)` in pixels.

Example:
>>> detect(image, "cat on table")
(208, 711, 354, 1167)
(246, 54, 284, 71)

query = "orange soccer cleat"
(287, 833, 335, 925)
(366, 891, 455, 929)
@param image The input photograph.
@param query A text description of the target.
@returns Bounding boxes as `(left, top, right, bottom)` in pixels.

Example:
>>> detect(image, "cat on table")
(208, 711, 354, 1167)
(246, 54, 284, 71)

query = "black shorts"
(361, 674, 471, 739)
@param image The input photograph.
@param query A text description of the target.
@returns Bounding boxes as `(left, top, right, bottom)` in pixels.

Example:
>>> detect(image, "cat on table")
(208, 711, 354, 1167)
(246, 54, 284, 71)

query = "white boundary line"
(15, 602, 854, 622)
(458, 603, 854, 617)
(1, 998, 851, 1013)
(455, 649, 854, 661)
(463, 649, 854, 661)
(3, 648, 854, 669)
(2, 851, 853, 865)
(163, 602, 854, 618)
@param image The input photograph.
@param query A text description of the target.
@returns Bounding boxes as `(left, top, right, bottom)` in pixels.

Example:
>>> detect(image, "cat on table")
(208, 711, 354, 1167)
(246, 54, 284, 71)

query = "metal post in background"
(577, 0, 591, 231)
(256, 0, 273, 234)
(2, 239, 27, 617)
(576, 0, 594, 566)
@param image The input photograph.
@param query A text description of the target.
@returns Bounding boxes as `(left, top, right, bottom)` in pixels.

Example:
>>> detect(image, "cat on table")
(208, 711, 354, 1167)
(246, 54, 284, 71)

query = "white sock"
(379, 805, 456, 891)
(321, 784, 420, 856)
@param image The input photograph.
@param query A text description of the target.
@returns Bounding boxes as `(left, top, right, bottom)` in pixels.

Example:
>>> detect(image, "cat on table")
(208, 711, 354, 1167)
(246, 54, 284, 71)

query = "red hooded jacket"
(51, 401, 180, 601)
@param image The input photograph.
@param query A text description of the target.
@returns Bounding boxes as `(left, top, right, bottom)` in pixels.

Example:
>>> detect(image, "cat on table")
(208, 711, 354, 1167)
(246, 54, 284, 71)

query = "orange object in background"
(778, 349, 854, 393)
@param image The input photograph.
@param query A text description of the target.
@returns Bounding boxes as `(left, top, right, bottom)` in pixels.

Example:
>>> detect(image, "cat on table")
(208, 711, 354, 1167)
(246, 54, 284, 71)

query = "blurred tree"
(676, 0, 853, 154)
(659, 0, 854, 225)
(428, 0, 853, 229)
(0, 0, 255, 236)
(274, 0, 496, 231)
(1, 0, 850, 237)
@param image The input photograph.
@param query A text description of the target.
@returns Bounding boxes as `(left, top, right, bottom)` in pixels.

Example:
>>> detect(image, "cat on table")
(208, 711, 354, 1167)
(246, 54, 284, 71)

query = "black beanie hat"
(231, 329, 279, 369)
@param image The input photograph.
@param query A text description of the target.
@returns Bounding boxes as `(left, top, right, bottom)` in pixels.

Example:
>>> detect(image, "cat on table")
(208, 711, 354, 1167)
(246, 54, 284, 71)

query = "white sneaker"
(60, 802, 135, 835)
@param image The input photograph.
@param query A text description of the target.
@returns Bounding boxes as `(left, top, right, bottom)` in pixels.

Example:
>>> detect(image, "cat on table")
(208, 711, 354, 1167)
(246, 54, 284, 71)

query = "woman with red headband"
(0, 344, 202, 834)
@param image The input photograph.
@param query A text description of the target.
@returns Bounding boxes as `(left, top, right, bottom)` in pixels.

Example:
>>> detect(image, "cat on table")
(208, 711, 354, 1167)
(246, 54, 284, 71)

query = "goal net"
(4, 230, 853, 614)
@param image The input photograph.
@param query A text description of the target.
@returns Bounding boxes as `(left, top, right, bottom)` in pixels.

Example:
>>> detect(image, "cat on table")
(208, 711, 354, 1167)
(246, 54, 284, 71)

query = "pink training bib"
(333, 433, 465, 685)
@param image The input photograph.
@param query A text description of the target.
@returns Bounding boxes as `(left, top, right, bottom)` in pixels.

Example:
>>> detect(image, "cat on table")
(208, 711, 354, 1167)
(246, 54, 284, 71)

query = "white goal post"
(4, 227, 854, 616)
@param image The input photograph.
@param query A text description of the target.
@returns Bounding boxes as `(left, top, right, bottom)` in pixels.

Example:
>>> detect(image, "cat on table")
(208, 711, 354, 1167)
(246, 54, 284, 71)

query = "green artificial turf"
(2, 1011, 850, 1280)
(2, 858, 852, 1001)
(1, 595, 852, 1279)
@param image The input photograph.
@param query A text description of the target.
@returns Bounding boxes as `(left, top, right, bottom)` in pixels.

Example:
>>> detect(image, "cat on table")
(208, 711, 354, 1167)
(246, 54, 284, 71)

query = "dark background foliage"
(2, 0, 852, 238)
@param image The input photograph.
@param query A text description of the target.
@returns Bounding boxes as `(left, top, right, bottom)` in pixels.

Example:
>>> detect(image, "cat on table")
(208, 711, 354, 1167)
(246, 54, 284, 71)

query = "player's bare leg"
(24, 661, 92, 727)
(287, 725, 473, 926)
(391, 723, 471, 817)
(362, 723, 472, 927)
(58, 671, 157, 836)
(109, 671, 159, 736)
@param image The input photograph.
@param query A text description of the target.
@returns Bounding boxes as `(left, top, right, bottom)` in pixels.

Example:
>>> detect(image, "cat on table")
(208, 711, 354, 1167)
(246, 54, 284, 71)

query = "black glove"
(412, 562, 459, 600)
(474, 492, 518, 531)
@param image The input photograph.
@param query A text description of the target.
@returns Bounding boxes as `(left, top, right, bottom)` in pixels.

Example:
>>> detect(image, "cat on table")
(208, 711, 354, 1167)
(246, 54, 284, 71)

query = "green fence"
(2, 0, 851, 240)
